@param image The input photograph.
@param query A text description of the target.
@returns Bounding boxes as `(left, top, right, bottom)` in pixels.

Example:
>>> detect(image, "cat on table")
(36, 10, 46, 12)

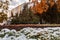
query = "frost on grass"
(0, 27, 60, 40)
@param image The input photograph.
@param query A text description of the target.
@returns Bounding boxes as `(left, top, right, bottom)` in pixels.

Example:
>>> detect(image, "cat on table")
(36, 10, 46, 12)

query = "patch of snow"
(29, 39, 37, 40)
(8, 0, 30, 10)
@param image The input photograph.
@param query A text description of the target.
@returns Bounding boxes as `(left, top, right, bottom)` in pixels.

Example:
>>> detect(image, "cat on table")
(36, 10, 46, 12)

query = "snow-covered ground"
(0, 27, 60, 40)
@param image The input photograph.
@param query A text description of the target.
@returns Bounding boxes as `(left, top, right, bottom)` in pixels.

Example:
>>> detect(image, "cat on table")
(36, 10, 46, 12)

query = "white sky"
(1, 0, 41, 10)
(8, 0, 29, 10)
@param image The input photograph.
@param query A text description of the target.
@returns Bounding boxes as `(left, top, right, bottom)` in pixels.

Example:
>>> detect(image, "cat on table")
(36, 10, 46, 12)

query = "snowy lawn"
(0, 27, 60, 40)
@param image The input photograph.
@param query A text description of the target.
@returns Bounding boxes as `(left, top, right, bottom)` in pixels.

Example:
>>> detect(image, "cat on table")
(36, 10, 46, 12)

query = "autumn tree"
(41, 0, 57, 23)
(40, 0, 60, 23)
(0, 12, 7, 22)
(30, 0, 60, 24)
(11, 0, 60, 24)
(31, 0, 49, 14)
(30, 0, 49, 23)
(0, 0, 8, 23)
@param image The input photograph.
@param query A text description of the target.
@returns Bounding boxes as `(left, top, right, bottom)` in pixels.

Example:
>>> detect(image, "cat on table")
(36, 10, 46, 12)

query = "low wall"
(0, 24, 60, 30)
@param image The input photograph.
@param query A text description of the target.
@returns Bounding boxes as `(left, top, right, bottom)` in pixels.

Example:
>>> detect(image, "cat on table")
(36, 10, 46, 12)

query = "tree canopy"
(31, 0, 60, 14)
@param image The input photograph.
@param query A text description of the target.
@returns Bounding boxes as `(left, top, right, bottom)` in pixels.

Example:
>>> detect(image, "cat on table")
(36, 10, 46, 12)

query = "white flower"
(37, 38, 41, 40)
(0, 32, 4, 35)
(16, 34, 27, 40)
(29, 39, 37, 40)
(1, 28, 10, 33)
(4, 34, 9, 38)
(7, 36, 16, 40)
(11, 29, 16, 33)
(0, 27, 60, 40)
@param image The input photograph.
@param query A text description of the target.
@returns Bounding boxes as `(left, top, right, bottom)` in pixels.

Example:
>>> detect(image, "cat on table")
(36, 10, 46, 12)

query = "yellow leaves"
(0, 0, 8, 10)
(0, 12, 7, 23)
(3, 4, 8, 10)
(0, 1, 2, 7)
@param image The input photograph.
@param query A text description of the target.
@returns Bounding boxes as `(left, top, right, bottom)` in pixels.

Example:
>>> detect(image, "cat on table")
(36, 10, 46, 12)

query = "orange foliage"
(56, 0, 60, 12)
(31, 0, 49, 14)
(41, 0, 49, 12)
(31, 0, 60, 14)
(32, 0, 38, 2)
(32, 3, 43, 14)
(48, 0, 55, 7)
